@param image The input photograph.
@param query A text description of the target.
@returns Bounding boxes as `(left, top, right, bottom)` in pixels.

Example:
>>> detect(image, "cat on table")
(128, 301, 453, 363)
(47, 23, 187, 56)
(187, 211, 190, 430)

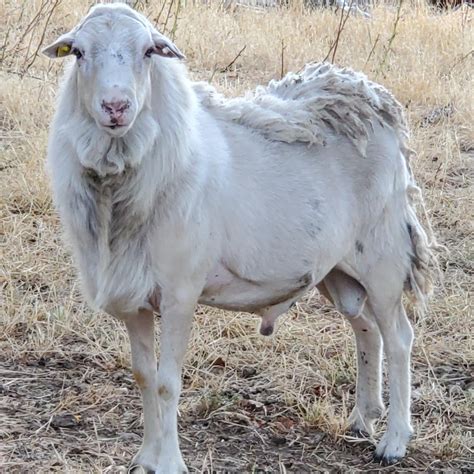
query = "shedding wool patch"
(194, 62, 409, 157)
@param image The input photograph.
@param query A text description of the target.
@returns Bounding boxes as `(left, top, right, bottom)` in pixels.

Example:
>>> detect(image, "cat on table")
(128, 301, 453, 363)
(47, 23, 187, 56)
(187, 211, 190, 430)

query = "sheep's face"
(43, 5, 184, 138)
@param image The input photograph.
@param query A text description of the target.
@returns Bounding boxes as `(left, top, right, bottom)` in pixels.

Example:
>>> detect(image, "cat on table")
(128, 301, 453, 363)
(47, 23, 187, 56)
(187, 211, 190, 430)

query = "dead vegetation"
(0, 1, 473, 472)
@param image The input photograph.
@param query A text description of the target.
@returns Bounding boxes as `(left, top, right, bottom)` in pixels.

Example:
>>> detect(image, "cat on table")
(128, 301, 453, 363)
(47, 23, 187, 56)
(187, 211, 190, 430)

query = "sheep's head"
(43, 4, 184, 138)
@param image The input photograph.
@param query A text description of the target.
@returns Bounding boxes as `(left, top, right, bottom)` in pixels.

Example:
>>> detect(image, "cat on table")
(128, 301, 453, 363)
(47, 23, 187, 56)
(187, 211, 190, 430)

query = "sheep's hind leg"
(346, 305, 384, 437)
(318, 270, 384, 437)
(364, 264, 414, 465)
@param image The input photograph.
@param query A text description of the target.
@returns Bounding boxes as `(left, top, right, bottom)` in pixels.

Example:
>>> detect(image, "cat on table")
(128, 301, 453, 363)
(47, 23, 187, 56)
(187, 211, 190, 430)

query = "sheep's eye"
(72, 48, 83, 59)
(145, 47, 154, 58)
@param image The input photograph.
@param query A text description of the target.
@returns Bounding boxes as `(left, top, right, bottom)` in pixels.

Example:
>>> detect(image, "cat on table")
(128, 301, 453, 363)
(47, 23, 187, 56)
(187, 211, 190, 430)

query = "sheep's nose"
(101, 100, 130, 122)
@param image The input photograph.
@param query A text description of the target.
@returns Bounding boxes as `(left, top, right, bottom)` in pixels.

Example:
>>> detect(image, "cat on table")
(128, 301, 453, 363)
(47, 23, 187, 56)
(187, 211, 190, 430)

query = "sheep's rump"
(194, 62, 410, 157)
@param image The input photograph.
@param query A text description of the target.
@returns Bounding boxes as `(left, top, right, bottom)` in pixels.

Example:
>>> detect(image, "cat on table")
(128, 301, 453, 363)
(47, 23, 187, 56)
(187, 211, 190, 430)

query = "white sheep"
(43, 3, 438, 472)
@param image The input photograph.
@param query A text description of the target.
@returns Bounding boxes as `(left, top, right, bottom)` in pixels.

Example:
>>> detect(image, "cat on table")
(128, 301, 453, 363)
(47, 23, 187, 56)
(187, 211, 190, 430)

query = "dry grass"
(1, 1, 473, 472)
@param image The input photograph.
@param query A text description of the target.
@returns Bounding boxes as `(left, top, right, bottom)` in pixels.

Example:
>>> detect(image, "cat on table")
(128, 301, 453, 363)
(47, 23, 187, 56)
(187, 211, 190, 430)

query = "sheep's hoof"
(347, 412, 375, 438)
(128, 464, 155, 474)
(372, 428, 411, 466)
(129, 456, 188, 474)
(348, 426, 370, 439)
(373, 452, 402, 466)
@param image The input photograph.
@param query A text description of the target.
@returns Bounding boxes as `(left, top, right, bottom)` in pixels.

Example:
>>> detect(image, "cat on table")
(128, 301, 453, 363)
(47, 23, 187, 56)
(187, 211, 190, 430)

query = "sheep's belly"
(199, 261, 313, 313)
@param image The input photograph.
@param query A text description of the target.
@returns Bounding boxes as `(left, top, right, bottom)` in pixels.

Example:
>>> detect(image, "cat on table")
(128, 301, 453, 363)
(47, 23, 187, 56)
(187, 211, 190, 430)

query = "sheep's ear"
(151, 32, 185, 60)
(42, 33, 75, 59)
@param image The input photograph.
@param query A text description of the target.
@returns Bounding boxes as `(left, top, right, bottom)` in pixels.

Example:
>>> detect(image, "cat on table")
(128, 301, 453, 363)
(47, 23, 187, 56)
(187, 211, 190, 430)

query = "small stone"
(270, 435, 287, 446)
(241, 367, 257, 378)
(51, 413, 80, 428)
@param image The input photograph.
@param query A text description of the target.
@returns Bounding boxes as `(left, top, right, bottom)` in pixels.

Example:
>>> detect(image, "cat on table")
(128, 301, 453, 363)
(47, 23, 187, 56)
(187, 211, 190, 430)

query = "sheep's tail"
(385, 89, 444, 312)
(403, 153, 445, 312)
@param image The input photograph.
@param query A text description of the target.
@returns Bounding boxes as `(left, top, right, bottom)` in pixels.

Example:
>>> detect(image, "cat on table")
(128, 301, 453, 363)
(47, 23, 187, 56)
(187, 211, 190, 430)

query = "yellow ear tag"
(57, 45, 71, 57)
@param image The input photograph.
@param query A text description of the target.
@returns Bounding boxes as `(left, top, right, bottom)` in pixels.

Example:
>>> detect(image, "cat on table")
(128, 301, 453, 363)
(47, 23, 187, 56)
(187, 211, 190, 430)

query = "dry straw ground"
(1, 0, 473, 472)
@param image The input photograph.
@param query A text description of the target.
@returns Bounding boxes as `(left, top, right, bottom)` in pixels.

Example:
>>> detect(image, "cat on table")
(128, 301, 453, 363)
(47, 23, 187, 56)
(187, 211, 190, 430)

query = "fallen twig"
(221, 45, 247, 73)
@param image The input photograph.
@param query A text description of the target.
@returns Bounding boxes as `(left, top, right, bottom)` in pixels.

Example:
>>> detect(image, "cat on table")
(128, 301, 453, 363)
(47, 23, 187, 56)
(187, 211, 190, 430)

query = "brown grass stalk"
(323, 0, 355, 63)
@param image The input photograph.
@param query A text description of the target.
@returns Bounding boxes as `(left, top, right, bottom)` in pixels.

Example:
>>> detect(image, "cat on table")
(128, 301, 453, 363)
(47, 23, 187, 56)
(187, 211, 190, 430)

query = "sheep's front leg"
(127, 293, 194, 474)
(126, 297, 195, 474)
(125, 309, 162, 470)
(153, 291, 195, 473)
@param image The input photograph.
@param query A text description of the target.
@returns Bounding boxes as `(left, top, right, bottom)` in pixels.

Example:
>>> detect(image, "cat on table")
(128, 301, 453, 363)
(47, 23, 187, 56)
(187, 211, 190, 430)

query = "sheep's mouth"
(106, 124, 125, 130)
(100, 123, 130, 137)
